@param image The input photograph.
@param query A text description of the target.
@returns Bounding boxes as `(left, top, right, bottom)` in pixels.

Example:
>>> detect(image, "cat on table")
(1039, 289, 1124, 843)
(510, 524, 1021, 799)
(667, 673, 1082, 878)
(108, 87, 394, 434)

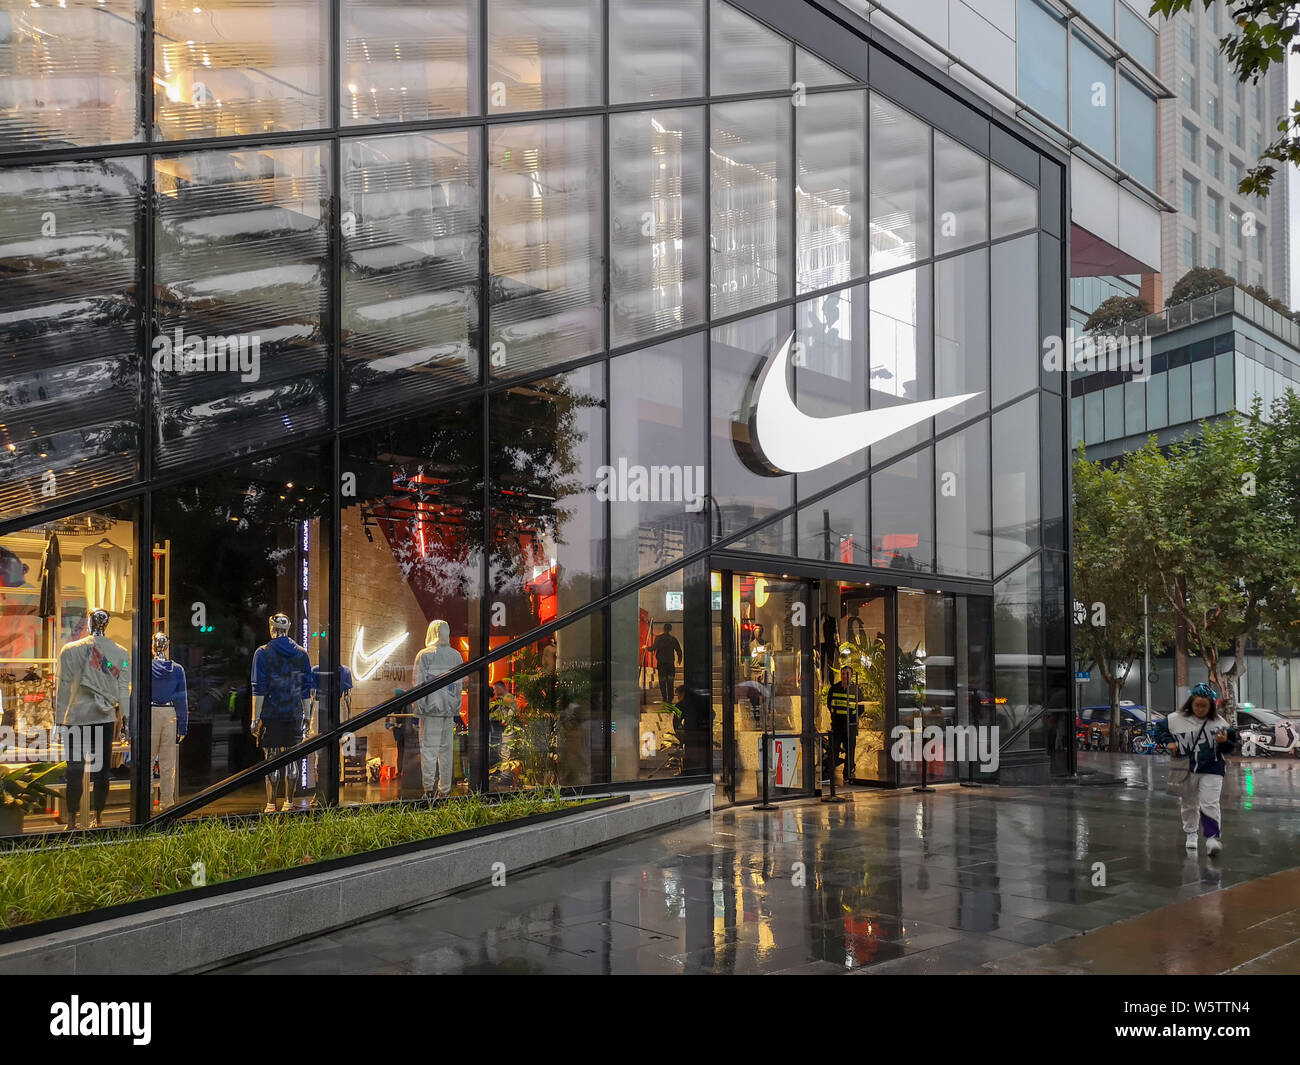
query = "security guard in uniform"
(827, 667, 856, 783)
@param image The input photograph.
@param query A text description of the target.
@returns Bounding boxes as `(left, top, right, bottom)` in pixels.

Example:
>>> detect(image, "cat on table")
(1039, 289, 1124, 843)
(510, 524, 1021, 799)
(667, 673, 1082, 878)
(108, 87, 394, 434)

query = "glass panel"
(152, 449, 330, 817)
(341, 0, 479, 124)
(992, 396, 1039, 576)
(1146, 370, 1168, 428)
(869, 265, 933, 465)
(487, 0, 601, 113)
(609, 0, 704, 104)
(990, 165, 1039, 239)
(1070, 31, 1115, 160)
(1070, 394, 1084, 448)
(0, 0, 144, 151)
(711, 97, 792, 318)
(611, 562, 711, 782)
(990, 235, 1039, 405)
(994, 555, 1044, 752)
(610, 106, 707, 347)
(1074, 0, 1113, 34)
(1192, 356, 1215, 418)
(1040, 392, 1065, 550)
(609, 334, 709, 587)
(490, 364, 606, 624)
(871, 447, 934, 572)
(341, 130, 480, 420)
(1124, 379, 1145, 435)
(869, 95, 930, 273)
(797, 89, 866, 293)
(0, 501, 138, 834)
(153, 144, 330, 469)
(489, 117, 604, 378)
(492, 610, 604, 790)
(794, 285, 869, 497)
(0, 158, 144, 523)
(796, 47, 852, 89)
(896, 588, 957, 783)
(710, 307, 795, 539)
(153, 0, 329, 140)
(1084, 389, 1103, 444)
(1215, 350, 1234, 413)
(1119, 76, 1156, 189)
(1168, 362, 1191, 424)
(710, 0, 791, 96)
(1017, 0, 1067, 128)
(1117, 4, 1157, 70)
(797, 479, 867, 564)
(936, 421, 992, 580)
(933, 132, 988, 256)
(934, 249, 989, 434)
(819, 581, 889, 783)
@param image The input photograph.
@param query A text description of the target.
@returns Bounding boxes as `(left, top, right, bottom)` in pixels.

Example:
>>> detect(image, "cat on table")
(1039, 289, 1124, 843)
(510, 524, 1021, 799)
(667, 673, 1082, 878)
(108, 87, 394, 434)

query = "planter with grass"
(0, 763, 62, 838)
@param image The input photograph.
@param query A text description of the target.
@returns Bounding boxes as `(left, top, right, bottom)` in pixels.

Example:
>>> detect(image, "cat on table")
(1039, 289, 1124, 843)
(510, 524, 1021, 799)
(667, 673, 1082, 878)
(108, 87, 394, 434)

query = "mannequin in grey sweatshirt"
(412, 620, 462, 799)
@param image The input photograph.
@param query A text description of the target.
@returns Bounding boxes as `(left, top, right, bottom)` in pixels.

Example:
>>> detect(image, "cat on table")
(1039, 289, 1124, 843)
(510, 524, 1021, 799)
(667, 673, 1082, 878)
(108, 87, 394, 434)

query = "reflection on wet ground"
(216, 753, 1300, 974)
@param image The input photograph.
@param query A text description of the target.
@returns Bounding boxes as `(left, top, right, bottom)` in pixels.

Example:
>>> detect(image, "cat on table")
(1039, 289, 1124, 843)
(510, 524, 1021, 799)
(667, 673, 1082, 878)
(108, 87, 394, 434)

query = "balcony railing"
(1102, 286, 1300, 350)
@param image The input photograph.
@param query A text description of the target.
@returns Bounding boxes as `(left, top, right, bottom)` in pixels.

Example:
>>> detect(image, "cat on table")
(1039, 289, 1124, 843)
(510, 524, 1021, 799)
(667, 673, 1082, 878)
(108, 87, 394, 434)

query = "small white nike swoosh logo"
(749, 332, 981, 474)
(352, 627, 409, 683)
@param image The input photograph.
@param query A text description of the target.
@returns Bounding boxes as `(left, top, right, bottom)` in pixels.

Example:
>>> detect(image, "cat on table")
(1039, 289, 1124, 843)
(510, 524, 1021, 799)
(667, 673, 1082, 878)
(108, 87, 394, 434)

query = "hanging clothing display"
(81, 540, 130, 613)
(38, 533, 62, 618)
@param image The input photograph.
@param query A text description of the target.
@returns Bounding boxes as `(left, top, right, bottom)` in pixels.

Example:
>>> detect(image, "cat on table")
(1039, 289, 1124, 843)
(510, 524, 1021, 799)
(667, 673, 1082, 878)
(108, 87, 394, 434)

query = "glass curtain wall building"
(0, 0, 1069, 836)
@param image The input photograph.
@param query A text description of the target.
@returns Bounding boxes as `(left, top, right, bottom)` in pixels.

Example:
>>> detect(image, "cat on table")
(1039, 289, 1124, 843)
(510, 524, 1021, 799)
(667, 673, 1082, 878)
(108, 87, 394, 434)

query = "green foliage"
(1165, 267, 1235, 308)
(820, 628, 923, 730)
(1240, 282, 1291, 314)
(1149, 1, 1296, 198)
(0, 790, 591, 930)
(490, 645, 599, 787)
(0, 763, 63, 813)
(1084, 294, 1151, 332)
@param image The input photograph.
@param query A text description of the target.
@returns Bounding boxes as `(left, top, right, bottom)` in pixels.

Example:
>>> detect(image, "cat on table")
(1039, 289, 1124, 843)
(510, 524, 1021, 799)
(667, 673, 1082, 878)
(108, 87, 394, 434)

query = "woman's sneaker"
(1206, 835, 1223, 855)
(1185, 832, 1199, 850)
(264, 801, 277, 814)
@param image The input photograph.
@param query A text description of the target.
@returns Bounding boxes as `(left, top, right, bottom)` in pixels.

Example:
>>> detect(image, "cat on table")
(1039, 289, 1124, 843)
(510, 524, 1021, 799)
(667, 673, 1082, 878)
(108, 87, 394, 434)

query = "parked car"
(1075, 703, 1165, 748)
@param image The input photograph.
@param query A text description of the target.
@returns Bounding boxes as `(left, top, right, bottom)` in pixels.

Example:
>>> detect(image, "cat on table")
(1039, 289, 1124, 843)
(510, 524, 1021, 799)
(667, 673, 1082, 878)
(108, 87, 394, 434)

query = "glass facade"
(0, 0, 1068, 836)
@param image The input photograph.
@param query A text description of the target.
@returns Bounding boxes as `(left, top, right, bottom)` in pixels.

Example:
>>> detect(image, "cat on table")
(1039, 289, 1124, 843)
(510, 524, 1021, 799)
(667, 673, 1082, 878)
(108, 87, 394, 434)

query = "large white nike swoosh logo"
(748, 332, 982, 474)
(351, 627, 410, 683)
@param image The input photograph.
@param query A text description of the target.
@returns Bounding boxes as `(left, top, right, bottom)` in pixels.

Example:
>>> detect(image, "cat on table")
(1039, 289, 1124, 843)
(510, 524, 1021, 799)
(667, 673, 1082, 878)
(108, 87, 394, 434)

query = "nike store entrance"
(0, 0, 1071, 839)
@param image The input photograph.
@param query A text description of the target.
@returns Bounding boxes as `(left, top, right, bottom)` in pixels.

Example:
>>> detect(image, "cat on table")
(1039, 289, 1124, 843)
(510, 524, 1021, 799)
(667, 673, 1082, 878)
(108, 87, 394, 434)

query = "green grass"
(0, 790, 593, 931)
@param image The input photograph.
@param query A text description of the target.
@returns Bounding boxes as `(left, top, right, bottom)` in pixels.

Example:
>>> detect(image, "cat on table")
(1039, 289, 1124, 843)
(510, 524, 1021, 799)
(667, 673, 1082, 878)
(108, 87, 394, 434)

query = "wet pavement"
(214, 753, 1300, 974)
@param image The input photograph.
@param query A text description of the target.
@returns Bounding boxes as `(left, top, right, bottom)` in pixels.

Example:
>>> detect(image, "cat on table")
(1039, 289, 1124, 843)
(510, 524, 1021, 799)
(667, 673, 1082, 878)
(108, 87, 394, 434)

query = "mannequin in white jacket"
(412, 620, 463, 799)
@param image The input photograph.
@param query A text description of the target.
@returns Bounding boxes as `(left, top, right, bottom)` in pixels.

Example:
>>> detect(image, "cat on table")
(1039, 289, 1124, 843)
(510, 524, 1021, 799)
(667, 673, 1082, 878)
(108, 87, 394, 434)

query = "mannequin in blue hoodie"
(149, 632, 188, 811)
(251, 613, 312, 813)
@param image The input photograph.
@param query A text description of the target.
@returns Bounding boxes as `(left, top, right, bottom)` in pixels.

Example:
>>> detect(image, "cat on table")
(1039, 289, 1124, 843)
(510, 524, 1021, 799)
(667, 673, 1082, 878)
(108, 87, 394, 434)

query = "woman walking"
(1155, 683, 1237, 855)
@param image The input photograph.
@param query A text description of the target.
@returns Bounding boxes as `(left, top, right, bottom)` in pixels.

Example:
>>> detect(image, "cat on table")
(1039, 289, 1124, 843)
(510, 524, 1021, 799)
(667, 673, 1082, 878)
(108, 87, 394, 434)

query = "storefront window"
(610, 106, 707, 347)
(710, 0, 791, 96)
(797, 480, 868, 565)
(994, 555, 1045, 752)
(489, 117, 605, 378)
(936, 421, 992, 580)
(153, 0, 329, 140)
(869, 95, 930, 273)
(993, 396, 1040, 577)
(869, 265, 933, 465)
(151, 450, 330, 817)
(991, 165, 1039, 240)
(0, 0, 144, 151)
(341, 0, 479, 124)
(153, 144, 331, 469)
(934, 249, 988, 434)
(341, 130, 481, 419)
(609, 0, 705, 104)
(489, 364, 606, 624)
(0, 158, 145, 523)
(933, 133, 988, 256)
(797, 89, 867, 293)
(896, 588, 956, 784)
(608, 335, 709, 587)
(871, 448, 934, 572)
(487, 0, 602, 114)
(990, 234, 1039, 406)
(0, 502, 138, 835)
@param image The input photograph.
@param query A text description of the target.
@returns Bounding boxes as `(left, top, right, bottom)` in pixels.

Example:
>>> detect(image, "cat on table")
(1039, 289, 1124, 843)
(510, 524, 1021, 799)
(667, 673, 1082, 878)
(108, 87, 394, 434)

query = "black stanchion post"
(822, 728, 846, 804)
(913, 726, 934, 793)
(753, 703, 777, 810)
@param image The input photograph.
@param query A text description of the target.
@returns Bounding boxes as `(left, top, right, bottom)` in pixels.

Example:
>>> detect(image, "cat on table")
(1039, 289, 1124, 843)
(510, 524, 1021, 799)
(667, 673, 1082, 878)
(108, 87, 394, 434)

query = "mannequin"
(250, 612, 311, 813)
(149, 632, 188, 812)
(56, 608, 130, 830)
(412, 620, 463, 801)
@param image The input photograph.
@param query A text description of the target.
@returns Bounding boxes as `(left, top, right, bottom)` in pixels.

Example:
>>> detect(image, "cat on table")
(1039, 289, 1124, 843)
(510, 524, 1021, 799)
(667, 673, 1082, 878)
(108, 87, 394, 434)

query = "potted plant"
(491, 647, 599, 789)
(0, 762, 63, 836)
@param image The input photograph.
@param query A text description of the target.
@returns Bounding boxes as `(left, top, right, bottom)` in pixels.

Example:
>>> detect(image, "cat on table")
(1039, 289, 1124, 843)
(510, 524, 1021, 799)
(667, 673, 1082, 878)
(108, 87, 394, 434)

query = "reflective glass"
(609, 335, 709, 587)
(990, 165, 1039, 239)
(153, 144, 330, 469)
(935, 421, 992, 580)
(489, 364, 606, 623)
(1118, 4, 1157, 70)
(489, 117, 604, 378)
(1192, 357, 1215, 418)
(1070, 31, 1114, 160)
(990, 235, 1039, 406)
(710, 0, 791, 96)
(611, 562, 711, 781)
(1073, 0, 1113, 34)
(934, 249, 988, 435)
(869, 265, 933, 465)
(896, 588, 957, 783)
(341, 0, 479, 124)
(992, 395, 1040, 576)
(1146, 371, 1168, 428)
(1017, 0, 1067, 128)
(153, 0, 329, 140)
(487, 0, 601, 113)
(871, 447, 933, 572)
(869, 95, 930, 273)
(711, 98, 792, 318)
(797, 89, 866, 292)
(1169, 363, 1191, 423)
(0, 501, 138, 835)
(933, 133, 988, 256)
(0, 0, 144, 151)
(341, 130, 480, 420)
(0, 158, 144, 523)
(610, 107, 707, 348)
(152, 448, 331, 817)
(993, 555, 1044, 751)
(609, 0, 704, 104)
(1119, 76, 1156, 189)
(797, 479, 867, 564)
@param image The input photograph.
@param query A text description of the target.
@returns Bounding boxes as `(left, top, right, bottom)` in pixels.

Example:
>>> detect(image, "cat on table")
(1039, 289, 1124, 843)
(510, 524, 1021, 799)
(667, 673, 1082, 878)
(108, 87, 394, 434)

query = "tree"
(1084, 294, 1151, 332)
(1165, 266, 1235, 308)
(1072, 448, 1172, 748)
(1150, 1, 1296, 198)
(1240, 282, 1291, 314)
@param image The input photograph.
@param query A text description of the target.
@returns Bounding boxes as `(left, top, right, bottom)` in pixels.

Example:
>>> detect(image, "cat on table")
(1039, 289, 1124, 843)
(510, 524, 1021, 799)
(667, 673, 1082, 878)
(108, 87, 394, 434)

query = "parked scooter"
(1239, 718, 1300, 757)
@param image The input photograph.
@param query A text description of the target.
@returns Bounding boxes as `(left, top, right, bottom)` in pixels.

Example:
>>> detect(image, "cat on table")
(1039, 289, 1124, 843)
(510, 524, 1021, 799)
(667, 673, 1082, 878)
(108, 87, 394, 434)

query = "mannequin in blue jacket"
(149, 632, 188, 811)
